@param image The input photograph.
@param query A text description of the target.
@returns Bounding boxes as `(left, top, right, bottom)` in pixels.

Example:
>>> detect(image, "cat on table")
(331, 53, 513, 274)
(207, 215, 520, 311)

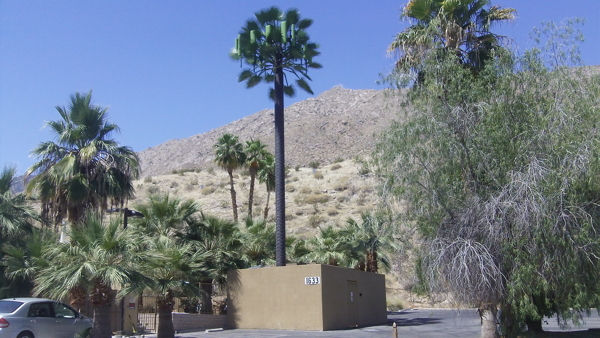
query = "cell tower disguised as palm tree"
(231, 6, 321, 266)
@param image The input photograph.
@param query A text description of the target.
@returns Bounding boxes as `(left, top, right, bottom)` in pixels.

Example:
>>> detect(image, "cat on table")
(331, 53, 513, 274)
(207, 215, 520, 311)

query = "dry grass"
(131, 159, 380, 238)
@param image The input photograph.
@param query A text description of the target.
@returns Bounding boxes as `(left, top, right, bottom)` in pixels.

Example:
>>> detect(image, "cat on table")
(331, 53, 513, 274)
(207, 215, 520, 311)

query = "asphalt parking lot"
(135, 309, 600, 338)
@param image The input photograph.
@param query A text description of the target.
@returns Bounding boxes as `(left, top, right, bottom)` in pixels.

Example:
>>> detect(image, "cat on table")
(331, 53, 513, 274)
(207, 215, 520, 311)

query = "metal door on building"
(347, 280, 359, 328)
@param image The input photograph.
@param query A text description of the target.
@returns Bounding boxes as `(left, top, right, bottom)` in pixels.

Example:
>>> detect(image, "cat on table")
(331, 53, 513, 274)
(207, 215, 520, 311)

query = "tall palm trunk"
(227, 169, 238, 222)
(200, 279, 214, 314)
(274, 58, 286, 266)
(156, 290, 175, 338)
(248, 171, 256, 220)
(366, 250, 378, 273)
(90, 279, 113, 338)
(263, 190, 271, 220)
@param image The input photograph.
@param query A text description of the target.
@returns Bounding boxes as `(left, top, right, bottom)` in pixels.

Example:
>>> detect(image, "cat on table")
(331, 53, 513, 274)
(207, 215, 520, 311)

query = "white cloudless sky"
(1, 0, 599, 174)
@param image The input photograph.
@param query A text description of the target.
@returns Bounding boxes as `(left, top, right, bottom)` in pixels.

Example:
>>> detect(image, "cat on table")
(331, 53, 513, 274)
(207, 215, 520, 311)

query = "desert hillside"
(138, 87, 407, 177)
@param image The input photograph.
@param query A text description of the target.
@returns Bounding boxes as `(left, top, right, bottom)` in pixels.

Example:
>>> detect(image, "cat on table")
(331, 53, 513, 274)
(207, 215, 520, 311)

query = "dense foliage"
(377, 20, 600, 337)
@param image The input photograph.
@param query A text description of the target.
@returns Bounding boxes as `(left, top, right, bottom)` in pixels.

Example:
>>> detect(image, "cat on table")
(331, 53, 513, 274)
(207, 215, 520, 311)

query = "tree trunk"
(366, 250, 378, 273)
(91, 279, 114, 338)
(91, 304, 112, 338)
(228, 169, 238, 222)
(526, 318, 544, 333)
(263, 191, 271, 220)
(480, 306, 499, 338)
(274, 57, 286, 266)
(156, 291, 175, 338)
(248, 172, 255, 220)
(200, 280, 214, 314)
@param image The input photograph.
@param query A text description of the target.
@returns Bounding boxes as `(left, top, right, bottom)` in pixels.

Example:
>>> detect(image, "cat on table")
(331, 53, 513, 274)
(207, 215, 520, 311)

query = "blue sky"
(1, 0, 599, 174)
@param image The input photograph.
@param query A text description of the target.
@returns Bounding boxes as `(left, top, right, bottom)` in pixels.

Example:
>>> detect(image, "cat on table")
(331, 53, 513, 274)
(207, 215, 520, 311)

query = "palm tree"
(232, 6, 321, 266)
(1, 228, 54, 298)
(257, 153, 275, 220)
(26, 91, 140, 226)
(34, 213, 142, 338)
(0, 165, 37, 237)
(183, 213, 244, 314)
(128, 195, 206, 337)
(304, 226, 353, 267)
(239, 218, 276, 267)
(128, 236, 205, 338)
(214, 134, 246, 222)
(344, 212, 402, 273)
(244, 139, 270, 221)
(388, 0, 515, 81)
(131, 193, 198, 238)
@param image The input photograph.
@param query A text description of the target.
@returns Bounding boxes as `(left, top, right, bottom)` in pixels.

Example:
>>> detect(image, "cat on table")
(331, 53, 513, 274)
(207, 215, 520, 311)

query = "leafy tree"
(26, 92, 140, 225)
(34, 213, 142, 338)
(387, 0, 515, 85)
(257, 153, 275, 219)
(214, 134, 246, 222)
(376, 20, 600, 338)
(244, 139, 270, 220)
(231, 6, 321, 265)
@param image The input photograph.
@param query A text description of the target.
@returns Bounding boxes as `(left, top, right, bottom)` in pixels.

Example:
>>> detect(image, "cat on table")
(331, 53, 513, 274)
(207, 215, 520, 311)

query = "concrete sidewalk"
(131, 309, 600, 338)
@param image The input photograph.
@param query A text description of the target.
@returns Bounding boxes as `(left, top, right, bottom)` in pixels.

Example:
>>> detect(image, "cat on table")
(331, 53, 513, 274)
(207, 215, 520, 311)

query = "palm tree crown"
(26, 91, 140, 225)
(388, 0, 515, 80)
(214, 133, 246, 222)
(232, 6, 321, 266)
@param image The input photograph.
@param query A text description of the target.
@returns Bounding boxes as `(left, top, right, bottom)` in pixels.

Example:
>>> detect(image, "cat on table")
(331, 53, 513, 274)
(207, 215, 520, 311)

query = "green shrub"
(143, 176, 153, 183)
(330, 163, 342, 170)
(334, 157, 344, 163)
(147, 186, 160, 194)
(308, 161, 320, 169)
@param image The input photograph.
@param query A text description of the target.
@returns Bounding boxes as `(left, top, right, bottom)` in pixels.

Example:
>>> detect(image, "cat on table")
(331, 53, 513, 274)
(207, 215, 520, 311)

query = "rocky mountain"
(138, 87, 407, 177)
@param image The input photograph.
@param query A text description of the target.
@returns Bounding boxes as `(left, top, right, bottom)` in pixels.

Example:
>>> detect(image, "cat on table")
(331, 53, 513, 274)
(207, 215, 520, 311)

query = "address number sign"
(305, 276, 321, 285)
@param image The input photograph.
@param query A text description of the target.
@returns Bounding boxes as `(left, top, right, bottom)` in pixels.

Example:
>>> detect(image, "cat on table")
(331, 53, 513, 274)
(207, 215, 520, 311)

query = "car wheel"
(17, 332, 35, 338)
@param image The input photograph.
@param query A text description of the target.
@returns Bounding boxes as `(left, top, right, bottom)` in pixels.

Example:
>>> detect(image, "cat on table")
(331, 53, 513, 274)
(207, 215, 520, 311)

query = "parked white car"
(0, 298, 92, 338)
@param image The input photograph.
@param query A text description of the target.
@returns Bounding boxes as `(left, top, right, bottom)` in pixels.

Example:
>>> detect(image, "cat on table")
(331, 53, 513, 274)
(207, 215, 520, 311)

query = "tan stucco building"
(227, 264, 387, 331)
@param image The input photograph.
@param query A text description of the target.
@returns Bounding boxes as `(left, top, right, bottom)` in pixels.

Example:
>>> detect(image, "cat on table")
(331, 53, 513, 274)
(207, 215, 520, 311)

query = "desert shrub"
(147, 186, 160, 194)
(170, 181, 179, 188)
(306, 193, 330, 204)
(189, 178, 199, 186)
(295, 209, 305, 216)
(207, 167, 215, 175)
(299, 186, 312, 194)
(294, 194, 306, 206)
(334, 157, 344, 163)
(144, 176, 153, 183)
(295, 165, 300, 171)
(308, 161, 320, 169)
(333, 177, 350, 191)
(387, 300, 404, 312)
(326, 208, 339, 216)
(185, 183, 195, 191)
(291, 176, 299, 182)
(358, 162, 371, 175)
(313, 171, 324, 179)
(330, 163, 342, 170)
(337, 195, 350, 203)
(201, 186, 216, 195)
(286, 185, 296, 192)
(219, 200, 229, 208)
(308, 215, 323, 228)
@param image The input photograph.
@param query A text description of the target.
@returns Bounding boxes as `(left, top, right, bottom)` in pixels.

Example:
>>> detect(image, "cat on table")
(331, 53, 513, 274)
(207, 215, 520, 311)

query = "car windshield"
(0, 300, 24, 313)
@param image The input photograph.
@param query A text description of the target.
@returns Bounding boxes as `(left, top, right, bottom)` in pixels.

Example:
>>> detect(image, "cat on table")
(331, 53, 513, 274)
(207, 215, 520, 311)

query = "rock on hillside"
(138, 87, 406, 177)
